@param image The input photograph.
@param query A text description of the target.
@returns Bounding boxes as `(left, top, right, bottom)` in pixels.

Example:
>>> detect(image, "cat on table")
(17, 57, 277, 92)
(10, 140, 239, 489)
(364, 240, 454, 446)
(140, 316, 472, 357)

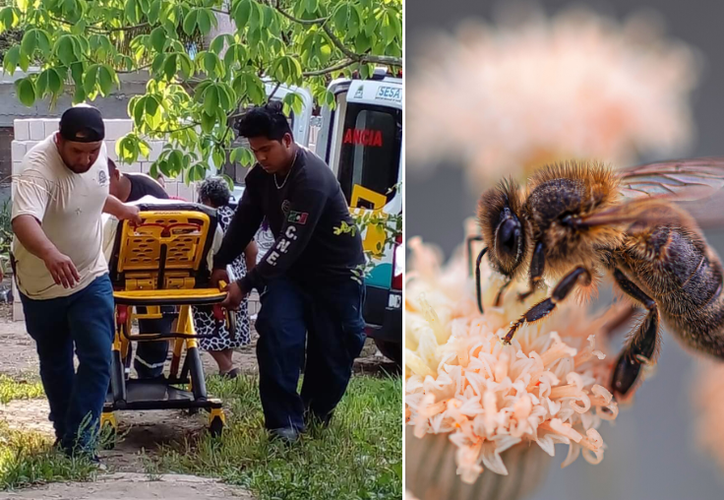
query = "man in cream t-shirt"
(11, 105, 140, 459)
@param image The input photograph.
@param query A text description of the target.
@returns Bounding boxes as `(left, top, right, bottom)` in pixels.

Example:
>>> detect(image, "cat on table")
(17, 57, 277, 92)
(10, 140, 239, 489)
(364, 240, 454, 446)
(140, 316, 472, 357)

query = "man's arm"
(103, 195, 142, 224)
(244, 240, 258, 272)
(213, 188, 264, 270)
(12, 215, 80, 288)
(238, 183, 327, 292)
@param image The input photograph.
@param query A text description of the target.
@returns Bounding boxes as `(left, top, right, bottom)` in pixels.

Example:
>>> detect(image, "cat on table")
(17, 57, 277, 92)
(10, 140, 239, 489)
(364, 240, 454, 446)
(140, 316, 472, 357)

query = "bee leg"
(494, 278, 513, 307)
(518, 242, 545, 302)
(610, 269, 659, 399)
(475, 247, 488, 314)
(466, 235, 485, 277)
(503, 266, 591, 344)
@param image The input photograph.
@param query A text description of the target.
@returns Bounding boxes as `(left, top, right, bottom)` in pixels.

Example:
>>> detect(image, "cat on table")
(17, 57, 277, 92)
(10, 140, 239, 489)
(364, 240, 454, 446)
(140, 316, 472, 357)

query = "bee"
(469, 158, 724, 400)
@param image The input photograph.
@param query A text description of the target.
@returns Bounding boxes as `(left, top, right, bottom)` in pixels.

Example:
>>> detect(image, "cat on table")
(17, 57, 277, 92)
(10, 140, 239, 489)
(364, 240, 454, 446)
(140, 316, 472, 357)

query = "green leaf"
(125, 0, 139, 24)
(333, 4, 348, 31)
(210, 35, 226, 55)
(150, 27, 166, 53)
(55, 35, 78, 67)
(186, 163, 207, 183)
(200, 112, 215, 134)
(148, 0, 162, 24)
(283, 92, 304, 116)
(197, 8, 214, 35)
(20, 30, 37, 57)
(83, 64, 99, 96)
(305, 0, 318, 15)
(183, 9, 198, 35)
(36, 68, 62, 98)
(232, 0, 251, 29)
(348, 4, 361, 38)
(356, 31, 372, 53)
(163, 53, 177, 80)
(245, 73, 265, 104)
(0, 7, 20, 31)
(152, 53, 166, 76)
(204, 85, 219, 115)
(145, 96, 162, 129)
(212, 148, 225, 170)
(222, 174, 234, 191)
(15, 78, 35, 107)
(3, 46, 19, 75)
(138, 138, 151, 158)
(132, 96, 146, 127)
(177, 53, 194, 80)
(98, 65, 115, 97)
(248, 1, 263, 33)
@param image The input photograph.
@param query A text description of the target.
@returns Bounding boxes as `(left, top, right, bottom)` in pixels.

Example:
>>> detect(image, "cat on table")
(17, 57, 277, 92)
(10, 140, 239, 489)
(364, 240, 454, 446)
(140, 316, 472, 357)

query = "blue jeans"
(20, 274, 114, 455)
(255, 276, 366, 431)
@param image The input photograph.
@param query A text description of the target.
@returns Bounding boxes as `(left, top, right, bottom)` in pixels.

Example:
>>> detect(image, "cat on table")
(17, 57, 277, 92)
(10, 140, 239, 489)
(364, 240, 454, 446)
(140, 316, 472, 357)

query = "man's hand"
(210, 268, 229, 288)
(220, 281, 246, 311)
(118, 204, 142, 225)
(41, 248, 80, 288)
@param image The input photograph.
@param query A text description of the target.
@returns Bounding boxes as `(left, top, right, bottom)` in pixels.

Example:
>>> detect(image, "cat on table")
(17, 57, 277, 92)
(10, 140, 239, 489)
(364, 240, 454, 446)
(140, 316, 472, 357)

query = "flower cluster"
(407, 6, 701, 189)
(405, 234, 624, 483)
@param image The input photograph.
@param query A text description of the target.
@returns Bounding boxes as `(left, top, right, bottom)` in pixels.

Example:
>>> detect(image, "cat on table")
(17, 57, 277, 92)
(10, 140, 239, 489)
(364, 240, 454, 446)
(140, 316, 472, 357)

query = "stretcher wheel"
(209, 415, 224, 437)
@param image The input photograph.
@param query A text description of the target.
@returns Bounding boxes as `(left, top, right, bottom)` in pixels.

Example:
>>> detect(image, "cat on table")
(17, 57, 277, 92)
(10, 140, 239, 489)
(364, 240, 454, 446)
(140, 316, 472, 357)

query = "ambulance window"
(337, 103, 401, 206)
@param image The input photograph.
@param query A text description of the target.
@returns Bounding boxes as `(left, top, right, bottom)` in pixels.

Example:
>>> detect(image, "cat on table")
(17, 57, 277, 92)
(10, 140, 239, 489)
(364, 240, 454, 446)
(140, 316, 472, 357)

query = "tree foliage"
(1, 0, 402, 182)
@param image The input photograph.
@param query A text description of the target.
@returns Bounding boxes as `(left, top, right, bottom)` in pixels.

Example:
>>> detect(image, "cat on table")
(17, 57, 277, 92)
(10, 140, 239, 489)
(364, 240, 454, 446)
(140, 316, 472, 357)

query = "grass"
(152, 374, 403, 500)
(0, 375, 44, 404)
(0, 421, 98, 490)
(0, 373, 403, 499)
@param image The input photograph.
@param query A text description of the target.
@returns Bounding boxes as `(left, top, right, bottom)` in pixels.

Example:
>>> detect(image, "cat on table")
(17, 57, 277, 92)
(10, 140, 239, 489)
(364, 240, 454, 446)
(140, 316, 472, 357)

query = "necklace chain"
(274, 150, 298, 190)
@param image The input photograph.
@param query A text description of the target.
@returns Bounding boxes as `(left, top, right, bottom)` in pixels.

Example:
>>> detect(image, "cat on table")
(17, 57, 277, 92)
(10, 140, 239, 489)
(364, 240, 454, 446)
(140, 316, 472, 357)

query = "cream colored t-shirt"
(11, 134, 110, 300)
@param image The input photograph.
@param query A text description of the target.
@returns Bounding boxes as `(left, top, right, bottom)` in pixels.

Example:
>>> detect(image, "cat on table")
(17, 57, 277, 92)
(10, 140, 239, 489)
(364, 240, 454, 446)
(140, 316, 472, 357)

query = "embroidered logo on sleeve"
(287, 211, 308, 224)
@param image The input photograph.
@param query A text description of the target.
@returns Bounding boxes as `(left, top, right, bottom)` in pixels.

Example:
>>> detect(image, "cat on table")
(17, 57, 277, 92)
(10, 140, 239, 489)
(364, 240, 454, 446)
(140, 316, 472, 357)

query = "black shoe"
(269, 427, 301, 445)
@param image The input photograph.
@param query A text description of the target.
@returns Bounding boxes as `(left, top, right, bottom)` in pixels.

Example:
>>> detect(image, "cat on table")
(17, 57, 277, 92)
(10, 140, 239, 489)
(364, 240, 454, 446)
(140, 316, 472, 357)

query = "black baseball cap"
(59, 105, 105, 142)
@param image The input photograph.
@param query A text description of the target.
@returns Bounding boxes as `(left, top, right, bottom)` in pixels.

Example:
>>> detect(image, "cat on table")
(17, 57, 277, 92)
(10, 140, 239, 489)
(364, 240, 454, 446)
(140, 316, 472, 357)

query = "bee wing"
(616, 157, 724, 202)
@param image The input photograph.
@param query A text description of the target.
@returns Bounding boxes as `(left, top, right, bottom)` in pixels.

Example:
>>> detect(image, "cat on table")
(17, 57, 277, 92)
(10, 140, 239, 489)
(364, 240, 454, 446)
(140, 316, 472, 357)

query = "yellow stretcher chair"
(100, 202, 234, 440)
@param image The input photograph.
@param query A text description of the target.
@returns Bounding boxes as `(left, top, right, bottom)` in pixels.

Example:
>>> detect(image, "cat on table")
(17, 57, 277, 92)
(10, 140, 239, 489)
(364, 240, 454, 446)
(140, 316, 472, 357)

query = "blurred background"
(406, 1, 724, 499)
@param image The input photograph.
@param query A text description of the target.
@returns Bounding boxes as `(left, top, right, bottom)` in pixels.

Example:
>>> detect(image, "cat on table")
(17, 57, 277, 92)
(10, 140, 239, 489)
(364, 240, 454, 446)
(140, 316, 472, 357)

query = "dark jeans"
(255, 276, 366, 431)
(19, 274, 114, 455)
(134, 307, 175, 378)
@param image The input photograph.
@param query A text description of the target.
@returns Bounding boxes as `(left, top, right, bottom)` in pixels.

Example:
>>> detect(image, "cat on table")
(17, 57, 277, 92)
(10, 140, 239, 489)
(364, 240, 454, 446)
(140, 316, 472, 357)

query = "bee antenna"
(476, 247, 488, 314)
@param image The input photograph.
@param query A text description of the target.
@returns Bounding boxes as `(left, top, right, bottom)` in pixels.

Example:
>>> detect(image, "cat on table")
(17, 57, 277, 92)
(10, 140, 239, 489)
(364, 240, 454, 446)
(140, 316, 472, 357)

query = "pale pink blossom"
(407, 6, 701, 189)
(405, 227, 626, 483)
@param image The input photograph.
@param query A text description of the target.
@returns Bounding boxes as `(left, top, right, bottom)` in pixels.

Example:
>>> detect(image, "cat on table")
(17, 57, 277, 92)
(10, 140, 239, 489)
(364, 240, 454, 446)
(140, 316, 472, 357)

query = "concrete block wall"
(10, 118, 262, 322)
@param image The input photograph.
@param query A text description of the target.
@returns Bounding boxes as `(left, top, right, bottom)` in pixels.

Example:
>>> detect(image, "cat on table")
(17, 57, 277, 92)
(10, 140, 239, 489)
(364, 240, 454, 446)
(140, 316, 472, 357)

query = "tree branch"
(303, 59, 355, 76)
(274, 2, 327, 25)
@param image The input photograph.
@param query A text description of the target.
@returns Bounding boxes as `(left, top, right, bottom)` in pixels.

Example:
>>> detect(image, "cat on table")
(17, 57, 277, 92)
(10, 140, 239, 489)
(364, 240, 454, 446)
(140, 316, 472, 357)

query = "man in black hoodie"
(213, 102, 366, 443)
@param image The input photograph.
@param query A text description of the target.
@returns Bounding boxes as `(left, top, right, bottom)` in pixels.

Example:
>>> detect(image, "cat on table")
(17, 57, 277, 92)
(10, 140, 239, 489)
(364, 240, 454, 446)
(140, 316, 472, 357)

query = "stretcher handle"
(127, 221, 202, 236)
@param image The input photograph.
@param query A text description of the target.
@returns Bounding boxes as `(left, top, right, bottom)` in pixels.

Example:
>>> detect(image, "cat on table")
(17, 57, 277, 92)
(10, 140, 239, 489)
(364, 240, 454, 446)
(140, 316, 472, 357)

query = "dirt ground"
(0, 307, 398, 498)
(0, 473, 253, 500)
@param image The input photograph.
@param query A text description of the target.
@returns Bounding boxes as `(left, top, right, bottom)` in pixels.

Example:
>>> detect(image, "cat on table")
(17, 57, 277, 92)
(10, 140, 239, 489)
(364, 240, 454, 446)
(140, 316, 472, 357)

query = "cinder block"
(13, 301, 24, 322)
(105, 141, 118, 161)
(177, 182, 195, 202)
(14, 120, 29, 141)
(140, 162, 152, 174)
(13, 161, 22, 175)
(149, 142, 164, 161)
(43, 119, 59, 138)
(29, 120, 45, 140)
(104, 120, 133, 141)
(124, 162, 141, 173)
(11, 141, 26, 161)
(164, 181, 178, 197)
